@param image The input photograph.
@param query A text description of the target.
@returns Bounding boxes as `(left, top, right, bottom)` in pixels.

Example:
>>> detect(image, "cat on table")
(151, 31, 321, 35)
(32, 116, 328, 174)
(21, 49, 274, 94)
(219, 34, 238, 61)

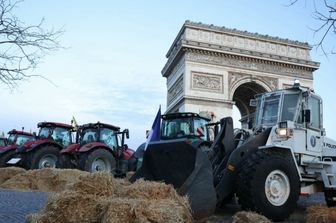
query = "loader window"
(194, 118, 208, 141)
(281, 94, 299, 122)
(308, 97, 321, 129)
(161, 117, 192, 139)
(260, 95, 280, 126)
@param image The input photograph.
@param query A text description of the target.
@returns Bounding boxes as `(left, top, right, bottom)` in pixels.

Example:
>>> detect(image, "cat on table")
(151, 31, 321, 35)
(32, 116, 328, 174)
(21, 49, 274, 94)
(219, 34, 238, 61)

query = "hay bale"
(119, 179, 182, 200)
(69, 171, 130, 197)
(1, 168, 88, 192)
(0, 167, 26, 184)
(307, 205, 336, 223)
(100, 198, 192, 223)
(27, 191, 101, 223)
(233, 211, 272, 223)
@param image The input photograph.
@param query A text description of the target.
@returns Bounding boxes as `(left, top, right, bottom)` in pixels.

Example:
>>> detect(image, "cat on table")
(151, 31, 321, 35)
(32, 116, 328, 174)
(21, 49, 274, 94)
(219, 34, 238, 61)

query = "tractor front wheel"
(30, 146, 60, 169)
(79, 149, 116, 173)
(0, 150, 17, 167)
(237, 149, 300, 222)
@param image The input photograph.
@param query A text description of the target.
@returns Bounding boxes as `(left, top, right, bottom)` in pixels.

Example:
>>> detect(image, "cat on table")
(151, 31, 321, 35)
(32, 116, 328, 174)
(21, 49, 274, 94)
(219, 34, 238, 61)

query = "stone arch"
(231, 79, 270, 128)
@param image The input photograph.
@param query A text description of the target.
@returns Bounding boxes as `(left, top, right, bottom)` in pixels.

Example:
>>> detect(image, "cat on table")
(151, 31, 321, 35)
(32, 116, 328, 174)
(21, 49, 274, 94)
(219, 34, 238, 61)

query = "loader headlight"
(276, 128, 293, 137)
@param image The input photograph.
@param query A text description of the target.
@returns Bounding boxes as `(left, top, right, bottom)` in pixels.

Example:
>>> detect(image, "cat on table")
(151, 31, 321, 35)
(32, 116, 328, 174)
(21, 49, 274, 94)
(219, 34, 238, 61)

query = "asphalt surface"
(0, 189, 49, 223)
(0, 189, 327, 223)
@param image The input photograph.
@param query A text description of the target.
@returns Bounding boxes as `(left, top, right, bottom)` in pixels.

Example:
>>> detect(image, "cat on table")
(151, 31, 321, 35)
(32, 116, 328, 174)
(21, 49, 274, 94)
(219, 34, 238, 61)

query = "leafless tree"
(288, 0, 336, 54)
(0, 0, 63, 89)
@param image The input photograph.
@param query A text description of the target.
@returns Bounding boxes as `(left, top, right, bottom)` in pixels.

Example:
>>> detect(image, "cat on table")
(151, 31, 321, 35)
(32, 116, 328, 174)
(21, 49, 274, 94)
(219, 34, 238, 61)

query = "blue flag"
(145, 106, 161, 150)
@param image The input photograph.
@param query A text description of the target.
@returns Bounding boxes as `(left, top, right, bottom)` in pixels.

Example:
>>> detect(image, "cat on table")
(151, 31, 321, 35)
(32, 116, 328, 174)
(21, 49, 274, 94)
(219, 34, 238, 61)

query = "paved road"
(0, 189, 326, 223)
(0, 189, 49, 223)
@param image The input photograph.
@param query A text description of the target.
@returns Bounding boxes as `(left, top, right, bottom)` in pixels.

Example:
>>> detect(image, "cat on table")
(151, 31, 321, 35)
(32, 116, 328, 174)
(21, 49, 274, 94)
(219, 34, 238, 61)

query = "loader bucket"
(130, 139, 217, 219)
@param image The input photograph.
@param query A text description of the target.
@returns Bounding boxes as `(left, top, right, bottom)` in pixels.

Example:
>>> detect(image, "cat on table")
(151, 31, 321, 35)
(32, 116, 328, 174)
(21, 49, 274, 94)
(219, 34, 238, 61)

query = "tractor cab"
(37, 122, 73, 147)
(6, 130, 36, 146)
(160, 112, 211, 141)
(78, 122, 120, 149)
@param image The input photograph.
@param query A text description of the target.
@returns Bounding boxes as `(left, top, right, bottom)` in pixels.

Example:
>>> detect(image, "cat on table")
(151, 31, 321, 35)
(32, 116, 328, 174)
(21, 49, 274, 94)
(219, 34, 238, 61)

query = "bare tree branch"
(0, 0, 64, 89)
(288, 0, 336, 55)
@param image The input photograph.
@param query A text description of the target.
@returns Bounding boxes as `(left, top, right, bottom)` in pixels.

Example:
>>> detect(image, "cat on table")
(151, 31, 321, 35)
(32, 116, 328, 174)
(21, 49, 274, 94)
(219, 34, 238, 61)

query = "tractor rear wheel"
(0, 150, 16, 167)
(236, 149, 299, 222)
(30, 146, 60, 169)
(79, 149, 116, 173)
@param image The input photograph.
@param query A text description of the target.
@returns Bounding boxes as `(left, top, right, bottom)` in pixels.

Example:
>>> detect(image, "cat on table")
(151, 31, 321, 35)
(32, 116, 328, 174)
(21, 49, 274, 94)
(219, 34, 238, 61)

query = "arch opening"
(232, 82, 267, 129)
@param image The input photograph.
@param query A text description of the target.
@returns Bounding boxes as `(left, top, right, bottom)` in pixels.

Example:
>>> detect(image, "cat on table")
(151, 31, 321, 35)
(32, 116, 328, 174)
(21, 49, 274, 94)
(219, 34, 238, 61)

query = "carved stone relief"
(185, 51, 313, 79)
(228, 72, 278, 91)
(191, 72, 223, 92)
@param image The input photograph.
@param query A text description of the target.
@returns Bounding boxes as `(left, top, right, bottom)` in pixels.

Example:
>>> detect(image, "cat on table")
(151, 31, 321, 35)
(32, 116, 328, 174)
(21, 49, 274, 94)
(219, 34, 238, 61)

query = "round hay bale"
(232, 211, 272, 223)
(307, 205, 336, 223)
(0, 166, 26, 184)
(1, 168, 88, 192)
(69, 171, 129, 197)
(28, 191, 101, 223)
(100, 198, 192, 223)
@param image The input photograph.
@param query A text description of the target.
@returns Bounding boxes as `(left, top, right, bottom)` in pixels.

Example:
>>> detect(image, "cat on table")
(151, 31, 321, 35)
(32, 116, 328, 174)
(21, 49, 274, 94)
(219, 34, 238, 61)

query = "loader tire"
(0, 150, 16, 167)
(30, 146, 60, 169)
(79, 148, 116, 173)
(237, 149, 299, 222)
(324, 189, 336, 207)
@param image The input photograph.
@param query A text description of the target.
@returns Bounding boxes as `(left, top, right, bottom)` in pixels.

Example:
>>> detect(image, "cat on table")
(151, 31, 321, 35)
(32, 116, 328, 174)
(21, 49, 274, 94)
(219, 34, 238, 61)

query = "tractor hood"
(0, 144, 17, 153)
(78, 142, 109, 152)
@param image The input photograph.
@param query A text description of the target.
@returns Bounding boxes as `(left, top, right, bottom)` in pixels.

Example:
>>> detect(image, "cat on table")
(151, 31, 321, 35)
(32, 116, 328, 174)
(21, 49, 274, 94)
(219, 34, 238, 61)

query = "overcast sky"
(1, 0, 335, 149)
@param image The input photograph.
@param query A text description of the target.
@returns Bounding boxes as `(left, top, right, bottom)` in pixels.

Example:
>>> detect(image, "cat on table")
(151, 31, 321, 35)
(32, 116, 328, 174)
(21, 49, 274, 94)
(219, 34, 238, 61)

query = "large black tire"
(324, 189, 336, 207)
(79, 148, 116, 173)
(0, 150, 17, 167)
(236, 149, 300, 222)
(30, 146, 60, 169)
(56, 154, 76, 169)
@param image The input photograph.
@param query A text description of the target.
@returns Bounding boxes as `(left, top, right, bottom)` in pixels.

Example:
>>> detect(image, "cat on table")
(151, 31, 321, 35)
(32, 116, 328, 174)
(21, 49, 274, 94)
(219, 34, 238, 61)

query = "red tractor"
(58, 122, 135, 176)
(0, 130, 36, 167)
(7, 122, 74, 169)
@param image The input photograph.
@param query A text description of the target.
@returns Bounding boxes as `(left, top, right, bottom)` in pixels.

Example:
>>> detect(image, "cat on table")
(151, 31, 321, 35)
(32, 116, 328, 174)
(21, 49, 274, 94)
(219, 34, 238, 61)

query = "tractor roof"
(7, 129, 34, 136)
(37, 122, 73, 129)
(80, 122, 120, 131)
(162, 112, 210, 121)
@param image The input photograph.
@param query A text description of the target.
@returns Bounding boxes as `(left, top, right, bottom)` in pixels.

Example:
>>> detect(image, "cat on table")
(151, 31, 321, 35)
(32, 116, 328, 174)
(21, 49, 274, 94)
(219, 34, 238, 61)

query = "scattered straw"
(307, 205, 336, 223)
(1, 168, 88, 192)
(99, 198, 192, 223)
(0, 167, 26, 184)
(27, 191, 101, 223)
(233, 211, 272, 223)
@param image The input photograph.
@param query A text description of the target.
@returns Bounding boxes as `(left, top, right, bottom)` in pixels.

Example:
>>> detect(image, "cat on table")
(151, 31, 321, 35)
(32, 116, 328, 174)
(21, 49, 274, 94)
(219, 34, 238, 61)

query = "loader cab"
(253, 84, 324, 153)
(160, 112, 210, 141)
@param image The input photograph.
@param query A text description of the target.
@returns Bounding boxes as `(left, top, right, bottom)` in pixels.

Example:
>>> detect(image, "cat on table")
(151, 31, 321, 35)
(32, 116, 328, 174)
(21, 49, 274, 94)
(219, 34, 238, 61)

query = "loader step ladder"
(303, 160, 336, 189)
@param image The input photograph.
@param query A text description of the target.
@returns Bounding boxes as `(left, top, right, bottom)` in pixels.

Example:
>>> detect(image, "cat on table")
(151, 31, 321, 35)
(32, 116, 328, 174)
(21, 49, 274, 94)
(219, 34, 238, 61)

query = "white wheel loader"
(131, 81, 336, 222)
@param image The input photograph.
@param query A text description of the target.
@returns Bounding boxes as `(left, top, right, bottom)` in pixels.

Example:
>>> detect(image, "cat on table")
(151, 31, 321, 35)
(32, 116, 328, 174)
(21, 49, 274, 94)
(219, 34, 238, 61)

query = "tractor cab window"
(0, 139, 5, 146)
(281, 93, 300, 122)
(15, 135, 35, 146)
(53, 127, 71, 146)
(258, 94, 281, 126)
(100, 128, 117, 148)
(194, 118, 209, 141)
(39, 127, 53, 139)
(307, 97, 321, 130)
(7, 134, 16, 145)
(81, 128, 98, 144)
(161, 117, 192, 139)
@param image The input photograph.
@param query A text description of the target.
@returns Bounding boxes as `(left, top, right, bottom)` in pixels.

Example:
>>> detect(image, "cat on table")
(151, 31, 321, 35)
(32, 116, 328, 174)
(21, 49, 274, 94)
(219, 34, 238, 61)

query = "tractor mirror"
(124, 129, 129, 139)
(249, 99, 257, 107)
(303, 109, 311, 123)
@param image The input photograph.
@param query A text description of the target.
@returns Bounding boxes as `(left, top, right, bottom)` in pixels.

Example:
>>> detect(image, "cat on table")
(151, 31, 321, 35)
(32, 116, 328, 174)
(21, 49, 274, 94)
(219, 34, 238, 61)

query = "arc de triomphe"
(162, 21, 320, 128)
